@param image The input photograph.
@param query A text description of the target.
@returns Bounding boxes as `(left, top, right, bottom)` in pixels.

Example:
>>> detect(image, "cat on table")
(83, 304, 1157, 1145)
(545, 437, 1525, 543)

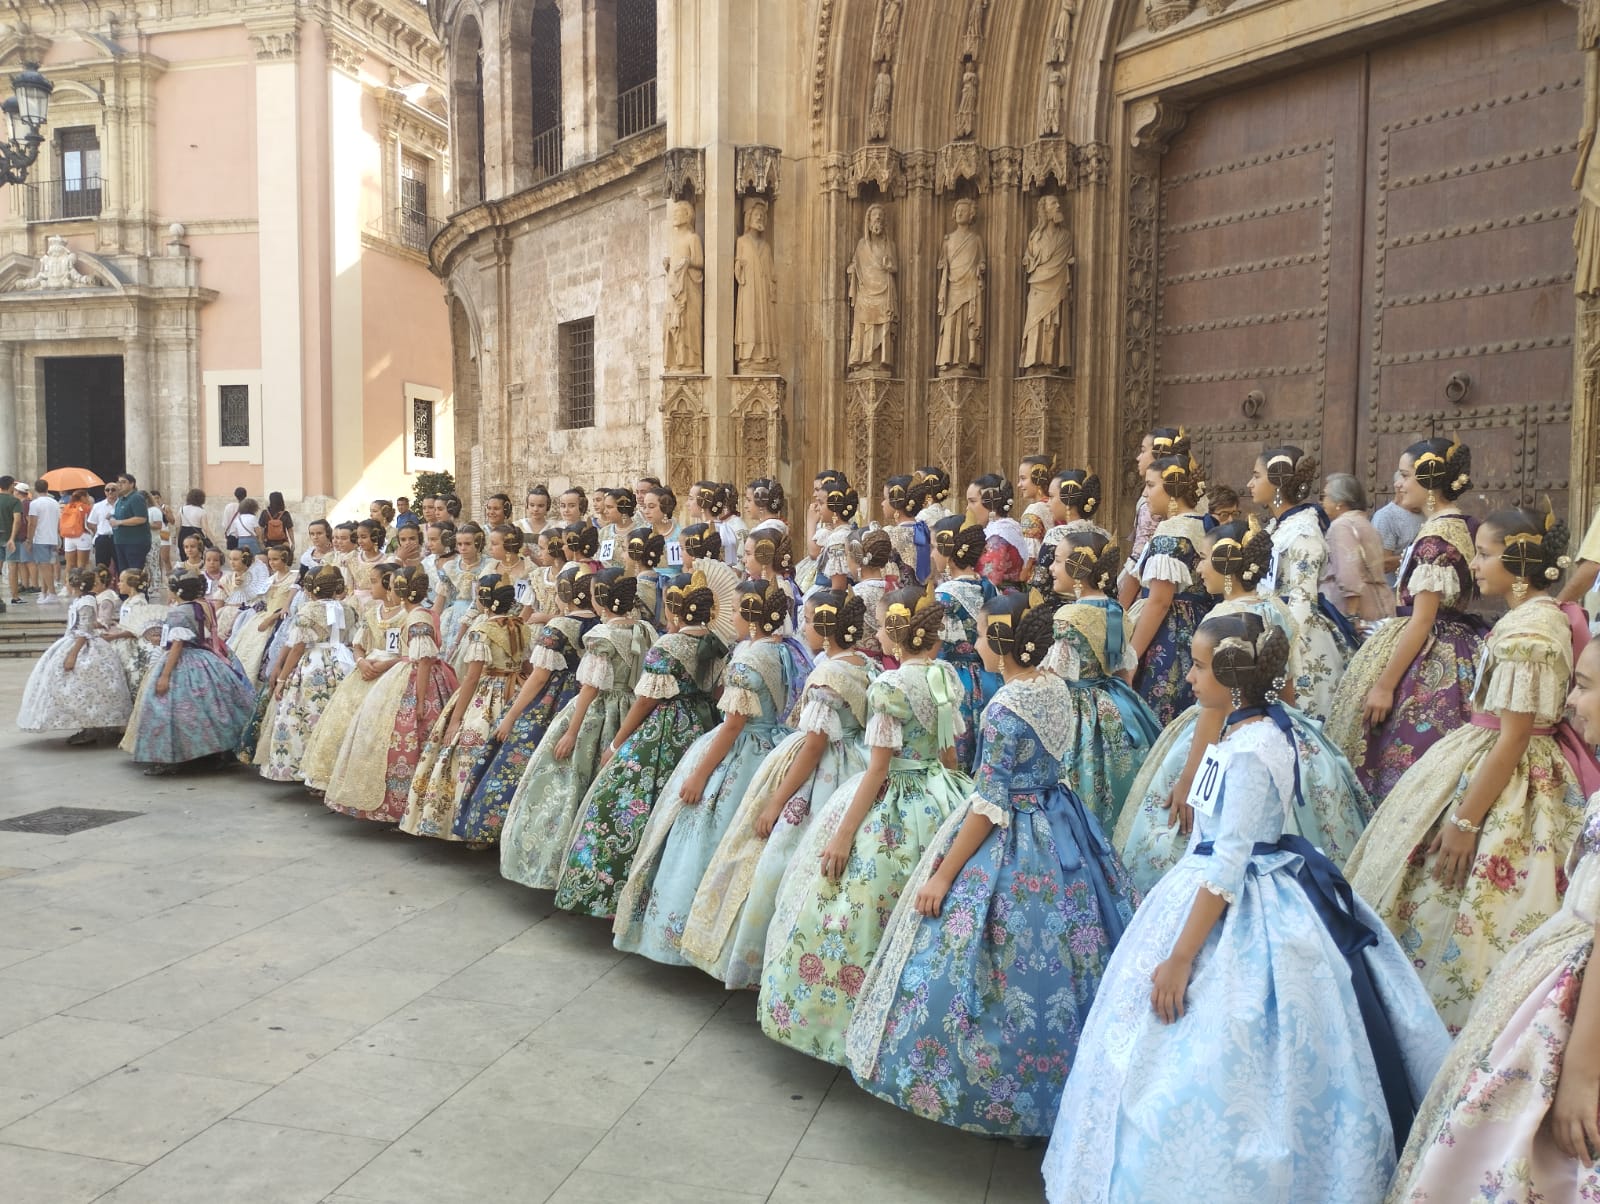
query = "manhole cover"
(0, 807, 144, 835)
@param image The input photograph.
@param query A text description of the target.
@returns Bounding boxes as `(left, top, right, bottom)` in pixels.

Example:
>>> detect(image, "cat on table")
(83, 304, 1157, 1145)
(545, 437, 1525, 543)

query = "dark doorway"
(43, 356, 124, 482)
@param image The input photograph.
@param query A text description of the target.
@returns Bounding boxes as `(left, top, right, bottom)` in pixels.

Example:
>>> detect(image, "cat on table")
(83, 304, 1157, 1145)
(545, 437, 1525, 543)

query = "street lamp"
(0, 62, 53, 187)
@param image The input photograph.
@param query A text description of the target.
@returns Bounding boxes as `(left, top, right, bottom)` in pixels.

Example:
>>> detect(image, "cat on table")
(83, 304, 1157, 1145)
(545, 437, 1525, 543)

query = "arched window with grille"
(614, 0, 657, 140)
(530, 1, 563, 180)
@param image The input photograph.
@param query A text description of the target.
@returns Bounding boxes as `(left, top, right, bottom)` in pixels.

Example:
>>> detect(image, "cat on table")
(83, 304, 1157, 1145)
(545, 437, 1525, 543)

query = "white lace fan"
(694, 558, 742, 648)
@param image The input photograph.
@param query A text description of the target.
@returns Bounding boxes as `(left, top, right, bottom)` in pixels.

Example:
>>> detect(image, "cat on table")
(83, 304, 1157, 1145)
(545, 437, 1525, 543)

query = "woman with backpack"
(60, 490, 92, 573)
(261, 492, 294, 552)
(228, 499, 263, 556)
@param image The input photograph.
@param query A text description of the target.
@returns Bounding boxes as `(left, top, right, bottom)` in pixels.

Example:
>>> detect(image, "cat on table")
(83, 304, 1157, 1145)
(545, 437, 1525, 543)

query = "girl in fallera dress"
(1326, 437, 1486, 799)
(300, 562, 407, 794)
(913, 465, 953, 527)
(553, 570, 730, 919)
(323, 566, 457, 822)
(434, 521, 493, 669)
(1117, 426, 1184, 609)
(613, 578, 811, 964)
(849, 529, 895, 670)
(454, 563, 600, 843)
(1041, 612, 1450, 1204)
(1115, 519, 1371, 895)
(968, 473, 1028, 589)
(848, 593, 1138, 1138)
(92, 563, 119, 632)
(402, 574, 528, 841)
(1032, 468, 1111, 593)
(882, 475, 931, 585)
(229, 546, 299, 684)
(18, 566, 133, 744)
(931, 516, 998, 772)
(1248, 445, 1352, 722)
(679, 589, 875, 987)
(347, 519, 386, 604)
(499, 567, 652, 886)
(760, 584, 971, 1065)
(1129, 453, 1214, 725)
(253, 566, 358, 784)
(1388, 637, 1600, 1203)
(101, 569, 165, 699)
(422, 520, 456, 603)
(1017, 454, 1057, 562)
(486, 524, 534, 610)
(1345, 506, 1596, 1035)
(1045, 532, 1162, 832)
(624, 528, 668, 631)
(123, 570, 256, 774)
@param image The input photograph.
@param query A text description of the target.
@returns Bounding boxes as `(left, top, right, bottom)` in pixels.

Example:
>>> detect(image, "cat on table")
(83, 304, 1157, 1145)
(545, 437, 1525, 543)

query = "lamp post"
(0, 62, 53, 187)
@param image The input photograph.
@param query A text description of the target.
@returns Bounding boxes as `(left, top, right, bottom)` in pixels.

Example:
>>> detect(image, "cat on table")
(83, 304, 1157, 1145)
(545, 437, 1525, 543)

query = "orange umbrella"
(40, 467, 104, 491)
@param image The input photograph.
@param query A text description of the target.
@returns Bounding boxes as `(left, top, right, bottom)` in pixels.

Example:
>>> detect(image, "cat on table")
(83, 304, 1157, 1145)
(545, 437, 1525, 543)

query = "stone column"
(928, 377, 990, 493)
(122, 336, 156, 489)
(844, 377, 904, 505)
(661, 373, 709, 489)
(328, 32, 366, 500)
(730, 375, 784, 492)
(0, 344, 18, 477)
(1013, 376, 1076, 460)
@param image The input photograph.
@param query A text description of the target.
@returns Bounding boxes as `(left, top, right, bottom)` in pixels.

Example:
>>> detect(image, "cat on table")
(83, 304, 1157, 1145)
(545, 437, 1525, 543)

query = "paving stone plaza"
(0, 655, 1044, 1203)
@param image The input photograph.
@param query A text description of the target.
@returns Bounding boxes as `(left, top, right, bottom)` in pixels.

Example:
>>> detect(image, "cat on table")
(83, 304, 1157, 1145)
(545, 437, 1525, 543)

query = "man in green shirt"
(0, 476, 21, 610)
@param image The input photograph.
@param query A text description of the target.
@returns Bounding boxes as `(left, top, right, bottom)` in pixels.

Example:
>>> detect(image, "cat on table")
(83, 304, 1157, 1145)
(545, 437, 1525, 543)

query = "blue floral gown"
(552, 628, 726, 918)
(679, 652, 876, 988)
(1041, 720, 1450, 1204)
(1130, 513, 1213, 725)
(1262, 504, 1351, 722)
(122, 603, 256, 765)
(760, 661, 973, 1065)
(846, 674, 1138, 1137)
(1114, 594, 1372, 895)
(1048, 598, 1162, 833)
(612, 636, 810, 964)
(935, 575, 999, 773)
(452, 611, 599, 841)
(498, 618, 653, 888)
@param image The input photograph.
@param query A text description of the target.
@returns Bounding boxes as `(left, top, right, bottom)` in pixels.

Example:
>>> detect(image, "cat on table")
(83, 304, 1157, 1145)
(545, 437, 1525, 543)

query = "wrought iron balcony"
(617, 78, 658, 139)
(24, 174, 103, 222)
(532, 125, 562, 183)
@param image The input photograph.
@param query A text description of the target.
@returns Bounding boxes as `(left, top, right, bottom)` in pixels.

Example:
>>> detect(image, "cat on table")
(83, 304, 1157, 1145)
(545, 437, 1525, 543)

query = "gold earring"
(1425, 491, 1437, 515)
(1512, 578, 1529, 601)
(1071, 578, 1084, 600)
(1223, 573, 1235, 596)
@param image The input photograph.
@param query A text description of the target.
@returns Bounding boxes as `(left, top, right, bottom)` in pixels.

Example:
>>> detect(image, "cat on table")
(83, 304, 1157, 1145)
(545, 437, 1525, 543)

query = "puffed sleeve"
(576, 637, 616, 691)
(1482, 631, 1567, 720)
(635, 641, 684, 700)
(864, 676, 914, 749)
(963, 701, 1021, 828)
(286, 609, 319, 647)
(796, 683, 847, 739)
(1140, 534, 1194, 587)
(527, 624, 573, 672)
(719, 658, 765, 717)
(1405, 536, 1465, 606)
(464, 624, 492, 665)
(162, 608, 198, 645)
(404, 619, 440, 660)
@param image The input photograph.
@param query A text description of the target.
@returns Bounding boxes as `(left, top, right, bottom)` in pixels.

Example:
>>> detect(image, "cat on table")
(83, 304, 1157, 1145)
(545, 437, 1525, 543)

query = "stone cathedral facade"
(432, 0, 1597, 530)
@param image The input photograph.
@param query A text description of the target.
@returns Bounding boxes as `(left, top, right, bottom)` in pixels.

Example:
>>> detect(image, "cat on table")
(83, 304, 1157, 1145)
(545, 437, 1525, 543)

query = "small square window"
(559, 318, 595, 430)
(219, 384, 250, 447)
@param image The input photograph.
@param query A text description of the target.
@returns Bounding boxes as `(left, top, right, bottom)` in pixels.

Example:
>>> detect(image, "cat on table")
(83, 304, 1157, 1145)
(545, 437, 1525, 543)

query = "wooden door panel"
(1154, 59, 1365, 498)
(1358, 1, 1582, 516)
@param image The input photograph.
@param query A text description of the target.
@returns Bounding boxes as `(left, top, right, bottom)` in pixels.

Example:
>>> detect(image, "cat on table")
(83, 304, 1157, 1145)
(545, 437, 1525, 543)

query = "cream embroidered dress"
(678, 652, 875, 988)
(253, 600, 359, 782)
(18, 595, 133, 732)
(228, 570, 298, 685)
(301, 602, 411, 792)
(1387, 792, 1600, 1202)
(1260, 504, 1349, 722)
(1346, 598, 1589, 1033)
(759, 660, 972, 1064)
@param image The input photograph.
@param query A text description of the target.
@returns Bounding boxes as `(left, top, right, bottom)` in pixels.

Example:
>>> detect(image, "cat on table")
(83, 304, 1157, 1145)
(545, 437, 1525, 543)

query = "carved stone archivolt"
(844, 377, 904, 505)
(731, 376, 785, 490)
(660, 375, 709, 494)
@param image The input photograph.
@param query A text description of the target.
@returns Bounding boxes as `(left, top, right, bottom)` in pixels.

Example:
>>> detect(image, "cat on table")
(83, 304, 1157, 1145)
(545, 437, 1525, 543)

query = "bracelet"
(1448, 812, 1482, 835)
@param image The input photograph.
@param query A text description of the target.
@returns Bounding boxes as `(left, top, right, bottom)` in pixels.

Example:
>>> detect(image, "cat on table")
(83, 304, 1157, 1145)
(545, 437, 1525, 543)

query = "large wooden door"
(1152, 1, 1581, 512)
(1358, 4, 1581, 516)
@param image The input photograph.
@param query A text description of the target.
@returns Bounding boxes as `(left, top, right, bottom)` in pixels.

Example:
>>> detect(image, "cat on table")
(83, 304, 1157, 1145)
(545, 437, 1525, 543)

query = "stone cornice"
(431, 126, 669, 278)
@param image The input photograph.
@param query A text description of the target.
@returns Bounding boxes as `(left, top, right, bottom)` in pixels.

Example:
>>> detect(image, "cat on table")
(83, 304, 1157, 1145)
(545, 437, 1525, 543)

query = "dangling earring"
(1222, 573, 1235, 597)
(1168, 497, 1182, 519)
(1272, 487, 1283, 510)
(1425, 490, 1437, 515)
(1229, 687, 1244, 712)
(1513, 577, 1529, 602)
(1071, 578, 1084, 600)
(1266, 674, 1286, 706)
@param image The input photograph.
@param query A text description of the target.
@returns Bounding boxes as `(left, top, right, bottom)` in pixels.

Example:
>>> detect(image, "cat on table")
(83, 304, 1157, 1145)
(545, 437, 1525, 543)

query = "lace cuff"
(636, 669, 681, 700)
(719, 683, 763, 717)
(526, 644, 569, 673)
(163, 627, 195, 645)
(1044, 640, 1079, 681)
(1407, 562, 1461, 605)
(797, 697, 844, 739)
(1141, 554, 1193, 588)
(865, 711, 904, 749)
(1201, 881, 1237, 906)
(576, 653, 614, 691)
(1482, 657, 1563, 719)
(969, 796, 1010, 828)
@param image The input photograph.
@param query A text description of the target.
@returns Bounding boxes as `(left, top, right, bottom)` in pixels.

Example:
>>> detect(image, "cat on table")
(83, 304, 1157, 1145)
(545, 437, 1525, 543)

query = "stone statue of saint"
(873, 0, 903, 62)
(847, 203, 898, 375)
(1576, 0, 1600, 297)
(1049, 0, 1076, 63)
(954, 67, 979, 140)
(1020, 195, 1075, 373)
(960, 0, 987, 59)
(936, 198, 986, 374)
(868, 65, 894, 142)
(734, 197, 778, 372)
(1039, 66, 1065, 137)
(663, 200, 705, 373)
(13, 235, 94, 291)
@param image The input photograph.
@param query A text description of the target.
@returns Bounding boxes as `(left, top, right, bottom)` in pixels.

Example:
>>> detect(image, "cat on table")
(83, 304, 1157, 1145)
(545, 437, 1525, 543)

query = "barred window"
(412, 395, 435, 459)
(219, 384, 251, 447)
(558, 318, 595, 430)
